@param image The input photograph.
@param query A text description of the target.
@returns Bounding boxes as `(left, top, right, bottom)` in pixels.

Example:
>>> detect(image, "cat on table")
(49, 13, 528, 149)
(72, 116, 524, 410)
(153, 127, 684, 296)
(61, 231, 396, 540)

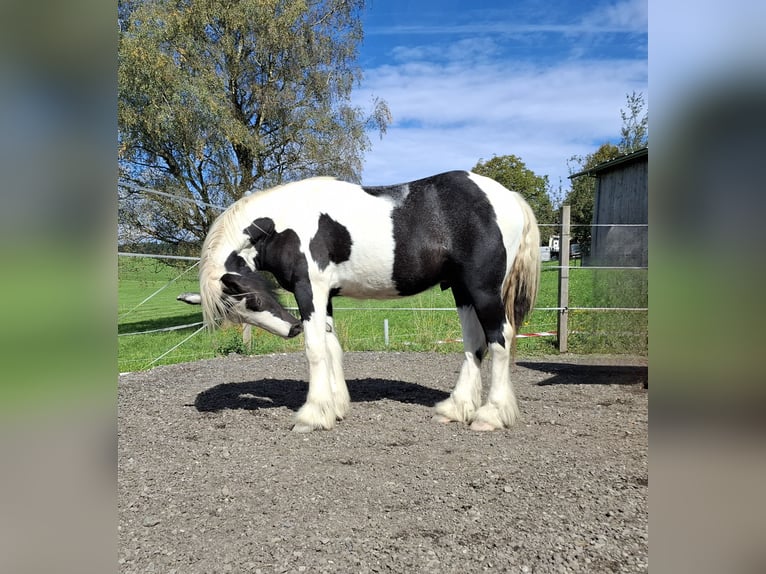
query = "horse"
(199, 170, 540, 432)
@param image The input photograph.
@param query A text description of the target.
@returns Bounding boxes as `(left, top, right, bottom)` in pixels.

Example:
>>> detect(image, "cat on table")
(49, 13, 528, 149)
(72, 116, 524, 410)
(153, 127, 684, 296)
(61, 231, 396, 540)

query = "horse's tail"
(199, 213, 234, 332)
(502, 194, 541, 357)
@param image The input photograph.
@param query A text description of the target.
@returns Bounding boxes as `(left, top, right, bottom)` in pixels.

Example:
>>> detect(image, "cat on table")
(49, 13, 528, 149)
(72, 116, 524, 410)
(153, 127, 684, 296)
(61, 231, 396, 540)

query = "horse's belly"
(329, 220, 399, 299)
(334, 268, 400, 299)
(338, 284, 400, 299)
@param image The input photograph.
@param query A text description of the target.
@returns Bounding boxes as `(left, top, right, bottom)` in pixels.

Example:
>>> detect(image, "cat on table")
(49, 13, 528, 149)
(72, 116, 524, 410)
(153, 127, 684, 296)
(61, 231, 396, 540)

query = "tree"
(471, 155, 556, 244)
(619, 91, 648, 153)
(564, 91, 648, 249)
(565, 143, 621, 249)
(119, 0, 390, 246)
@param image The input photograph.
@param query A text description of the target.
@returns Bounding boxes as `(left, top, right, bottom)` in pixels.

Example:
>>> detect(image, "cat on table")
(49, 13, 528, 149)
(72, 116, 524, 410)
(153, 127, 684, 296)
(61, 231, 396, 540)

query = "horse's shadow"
(194, 378, 449, 413)
(517, 362, 647, 387)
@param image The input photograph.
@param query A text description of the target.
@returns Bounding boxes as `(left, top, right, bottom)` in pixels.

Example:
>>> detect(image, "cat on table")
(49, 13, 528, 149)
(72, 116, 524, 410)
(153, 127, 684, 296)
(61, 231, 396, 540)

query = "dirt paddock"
(118, 352, 648, 573)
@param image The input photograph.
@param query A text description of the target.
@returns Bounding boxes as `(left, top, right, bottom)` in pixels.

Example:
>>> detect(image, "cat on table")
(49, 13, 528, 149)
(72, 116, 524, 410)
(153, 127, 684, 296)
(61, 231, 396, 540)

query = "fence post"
(242, 324, 252, 351)
(557, 205, 571, 352)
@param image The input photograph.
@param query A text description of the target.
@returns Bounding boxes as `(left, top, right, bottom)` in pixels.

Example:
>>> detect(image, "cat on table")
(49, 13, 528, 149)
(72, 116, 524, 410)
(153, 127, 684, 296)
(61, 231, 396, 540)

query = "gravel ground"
(118, 351, 648, 573)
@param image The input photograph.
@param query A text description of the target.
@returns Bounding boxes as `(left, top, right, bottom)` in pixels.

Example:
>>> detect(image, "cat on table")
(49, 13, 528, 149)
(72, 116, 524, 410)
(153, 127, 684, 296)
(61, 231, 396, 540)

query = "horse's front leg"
(326, 315, 350, 420)
(293, 286, 337, 432)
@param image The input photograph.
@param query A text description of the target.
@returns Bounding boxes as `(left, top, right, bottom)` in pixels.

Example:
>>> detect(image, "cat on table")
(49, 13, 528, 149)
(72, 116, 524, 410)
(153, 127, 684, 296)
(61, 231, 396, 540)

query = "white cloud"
(357, 52, 647, 188)
(356, 1, 648, 189)
(582, 0, 648, 33)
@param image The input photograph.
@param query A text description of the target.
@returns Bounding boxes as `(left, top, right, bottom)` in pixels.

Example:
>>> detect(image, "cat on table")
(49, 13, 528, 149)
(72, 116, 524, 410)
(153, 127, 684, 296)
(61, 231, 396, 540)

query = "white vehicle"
(549, 234, 560, 254)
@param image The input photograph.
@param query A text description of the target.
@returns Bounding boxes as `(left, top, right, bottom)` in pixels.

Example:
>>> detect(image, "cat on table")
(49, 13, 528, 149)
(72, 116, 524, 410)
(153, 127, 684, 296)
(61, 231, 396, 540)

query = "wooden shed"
(569, 147, 648, 267)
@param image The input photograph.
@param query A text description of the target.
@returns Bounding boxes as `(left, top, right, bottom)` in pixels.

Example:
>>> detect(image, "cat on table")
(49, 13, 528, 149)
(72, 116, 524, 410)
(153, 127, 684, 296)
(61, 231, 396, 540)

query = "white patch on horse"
(238, 245, 258, 271)
(316, 206, 398, 298)
(239, 179, 398, 298)
(467, 172, 525, 274)
(231, 299, 295, 338)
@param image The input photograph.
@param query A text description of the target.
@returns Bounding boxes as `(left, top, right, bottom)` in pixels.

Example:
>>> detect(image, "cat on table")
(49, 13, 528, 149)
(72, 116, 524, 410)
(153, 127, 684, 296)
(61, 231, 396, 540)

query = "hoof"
(432, 414, 456, 424)
(292, 422, 323, 433)
(469, 420, 499, 432)
(293, 402, 336, 432)
(433, 396, 476, 424)
(333, 402, 350, 422)
(472, 402, 520, 430)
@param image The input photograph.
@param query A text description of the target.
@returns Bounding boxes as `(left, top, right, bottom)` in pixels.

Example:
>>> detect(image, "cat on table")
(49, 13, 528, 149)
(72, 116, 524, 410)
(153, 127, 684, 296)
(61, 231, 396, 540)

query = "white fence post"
(557, 205, 571, 352)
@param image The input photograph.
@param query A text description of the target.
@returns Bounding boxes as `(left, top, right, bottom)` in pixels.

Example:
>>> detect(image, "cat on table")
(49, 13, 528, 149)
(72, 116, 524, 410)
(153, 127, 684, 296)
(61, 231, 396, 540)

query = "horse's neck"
(204, 208, 254, 273)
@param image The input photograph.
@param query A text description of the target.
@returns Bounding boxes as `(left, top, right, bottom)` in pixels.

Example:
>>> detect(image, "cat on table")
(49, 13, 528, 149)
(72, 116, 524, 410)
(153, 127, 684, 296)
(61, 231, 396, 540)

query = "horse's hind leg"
(442, 281, 520, 431)
(434, 303, 486, 424)
(470, 319, 520, 431)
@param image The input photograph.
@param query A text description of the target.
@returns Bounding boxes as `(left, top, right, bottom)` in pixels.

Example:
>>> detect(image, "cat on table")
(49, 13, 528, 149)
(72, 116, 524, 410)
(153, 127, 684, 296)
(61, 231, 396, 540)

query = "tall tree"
(564, 91, 648, 249)
(472, 155, 555, 244)
(619, 91, 648, 153)
(119, 0, 390, 246)
(565, 143, 621, 249)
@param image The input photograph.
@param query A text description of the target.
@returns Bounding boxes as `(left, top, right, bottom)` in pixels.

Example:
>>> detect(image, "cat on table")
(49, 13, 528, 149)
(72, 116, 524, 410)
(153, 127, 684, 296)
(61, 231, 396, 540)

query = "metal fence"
(118, 185, 647, 370)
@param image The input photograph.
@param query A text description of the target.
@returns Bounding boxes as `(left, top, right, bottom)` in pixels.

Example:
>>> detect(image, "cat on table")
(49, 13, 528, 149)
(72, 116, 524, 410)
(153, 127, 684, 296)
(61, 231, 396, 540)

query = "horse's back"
(359, 171, 525, 296)
(215, 172, 528, 301)
(299, 171, 527, 298)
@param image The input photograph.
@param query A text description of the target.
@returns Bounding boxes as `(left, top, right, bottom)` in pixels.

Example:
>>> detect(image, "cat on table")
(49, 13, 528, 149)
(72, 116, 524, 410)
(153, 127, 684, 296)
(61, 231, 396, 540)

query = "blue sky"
(354, 0, 648, 192)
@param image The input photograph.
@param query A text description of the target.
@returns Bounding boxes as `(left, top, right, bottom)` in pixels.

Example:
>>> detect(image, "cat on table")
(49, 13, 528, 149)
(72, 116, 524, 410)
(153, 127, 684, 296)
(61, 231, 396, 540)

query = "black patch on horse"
(243, 217, 275, 245)
(309, 213, 353, 271)
(374, 171, 508, 345)
(361, 181, 410, 204)
(390, 171, 504, 291)
(221, 251, 302, 337)
(241, 218, 316, 322)
(221, 252, 278, 311)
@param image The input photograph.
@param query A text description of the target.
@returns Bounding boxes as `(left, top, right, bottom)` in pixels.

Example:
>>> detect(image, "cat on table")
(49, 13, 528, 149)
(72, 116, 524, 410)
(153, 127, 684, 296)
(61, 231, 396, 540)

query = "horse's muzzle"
(287, 323, 303, 338)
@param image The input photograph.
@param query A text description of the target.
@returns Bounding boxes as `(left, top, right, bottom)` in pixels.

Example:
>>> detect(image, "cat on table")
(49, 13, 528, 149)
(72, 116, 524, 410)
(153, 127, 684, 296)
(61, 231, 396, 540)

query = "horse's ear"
(220, 273, 248, 297)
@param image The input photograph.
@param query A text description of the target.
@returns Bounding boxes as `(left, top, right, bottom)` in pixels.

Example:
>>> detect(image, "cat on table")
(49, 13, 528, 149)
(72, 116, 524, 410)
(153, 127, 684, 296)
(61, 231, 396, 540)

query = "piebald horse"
(199, 171, 540, 432)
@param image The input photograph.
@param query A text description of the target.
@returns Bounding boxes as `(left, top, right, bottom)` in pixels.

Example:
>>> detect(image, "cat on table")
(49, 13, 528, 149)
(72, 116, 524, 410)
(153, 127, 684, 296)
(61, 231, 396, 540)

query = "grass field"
(118, 256, 647, 372)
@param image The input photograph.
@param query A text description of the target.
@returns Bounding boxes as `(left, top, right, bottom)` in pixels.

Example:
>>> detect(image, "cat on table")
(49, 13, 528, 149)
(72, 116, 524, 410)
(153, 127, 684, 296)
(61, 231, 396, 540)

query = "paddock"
(118, 351, 647, 573)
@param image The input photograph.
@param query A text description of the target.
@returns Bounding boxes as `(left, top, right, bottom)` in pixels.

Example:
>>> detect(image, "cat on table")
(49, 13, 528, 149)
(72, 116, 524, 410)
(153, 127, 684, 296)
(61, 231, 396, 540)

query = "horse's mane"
(199, 177, 337, 329)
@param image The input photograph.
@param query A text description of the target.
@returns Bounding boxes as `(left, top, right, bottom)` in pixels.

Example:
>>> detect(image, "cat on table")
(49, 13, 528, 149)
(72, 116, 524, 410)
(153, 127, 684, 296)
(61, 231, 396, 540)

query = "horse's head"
(217, 253, 303, 339)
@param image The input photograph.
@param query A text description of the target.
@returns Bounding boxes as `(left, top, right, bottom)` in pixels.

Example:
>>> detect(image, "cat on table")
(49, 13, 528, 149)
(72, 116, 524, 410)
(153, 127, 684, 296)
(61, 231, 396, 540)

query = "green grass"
(118, 257, 647, 372)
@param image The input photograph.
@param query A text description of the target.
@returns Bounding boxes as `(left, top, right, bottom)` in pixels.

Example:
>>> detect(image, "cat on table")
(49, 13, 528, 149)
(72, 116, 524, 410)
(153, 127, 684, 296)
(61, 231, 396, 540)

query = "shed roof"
(568, 146, 648, 179)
